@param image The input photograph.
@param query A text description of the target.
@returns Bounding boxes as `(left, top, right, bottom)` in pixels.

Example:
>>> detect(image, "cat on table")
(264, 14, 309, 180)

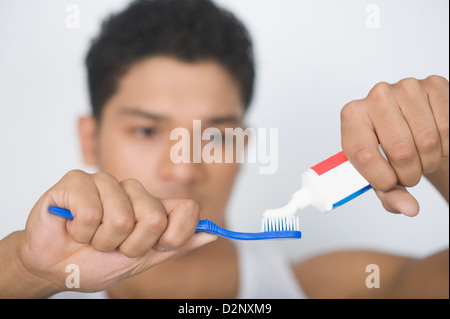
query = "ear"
(78, 116, 98, 166)
(243, 123, 250, 148)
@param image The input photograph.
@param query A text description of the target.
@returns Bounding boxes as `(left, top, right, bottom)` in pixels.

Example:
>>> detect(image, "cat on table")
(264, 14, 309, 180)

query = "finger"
(423, 75, 449, 157)
(54, 170, 103, 244)
(154, 199, 200, 251)
(367, 83, 422, 187)
(118, 179, 168, 258)
(90, 172, 135, 252)
(375, 186, 420, 217)
(394, 78, 442, 173)
(341, 100, 397, 191)
(138, 232, 218, 271)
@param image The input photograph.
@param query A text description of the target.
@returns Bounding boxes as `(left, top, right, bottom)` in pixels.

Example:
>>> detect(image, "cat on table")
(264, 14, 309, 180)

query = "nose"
(157, 137, 205, 186)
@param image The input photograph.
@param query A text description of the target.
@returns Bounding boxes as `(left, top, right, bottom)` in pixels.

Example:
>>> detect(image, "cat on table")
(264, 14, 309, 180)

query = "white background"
(0, 0, 448, 263)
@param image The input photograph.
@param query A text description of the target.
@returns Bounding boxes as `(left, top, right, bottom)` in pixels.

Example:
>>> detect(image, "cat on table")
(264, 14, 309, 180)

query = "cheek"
(206, 162, 240, 195)
(97, 132, 159, 181)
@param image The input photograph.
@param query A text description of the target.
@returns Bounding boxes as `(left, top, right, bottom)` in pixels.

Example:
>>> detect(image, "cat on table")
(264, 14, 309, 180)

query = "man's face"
(80, 56, 245, 224)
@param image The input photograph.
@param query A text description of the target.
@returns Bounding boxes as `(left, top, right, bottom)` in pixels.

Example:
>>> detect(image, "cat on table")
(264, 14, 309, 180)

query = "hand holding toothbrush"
(340, 75, 449, 216)
(10, 170, 217, 297)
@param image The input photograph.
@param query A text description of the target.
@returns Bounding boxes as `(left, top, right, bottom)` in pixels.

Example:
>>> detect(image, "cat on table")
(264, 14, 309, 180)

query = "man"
(0, 0, 448, 298)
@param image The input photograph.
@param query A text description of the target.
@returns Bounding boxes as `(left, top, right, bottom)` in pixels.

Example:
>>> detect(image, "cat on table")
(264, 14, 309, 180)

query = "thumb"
(139, 232, 218, 271)
(179, 232, 218, 251)
(375, 185, 420, 217)
(155, 232, 218, 254)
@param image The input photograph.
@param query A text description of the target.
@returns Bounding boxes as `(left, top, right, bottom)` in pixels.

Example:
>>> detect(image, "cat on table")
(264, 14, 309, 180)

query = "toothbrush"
(262, 151, 372, 227)
(48, 206, 301, 240)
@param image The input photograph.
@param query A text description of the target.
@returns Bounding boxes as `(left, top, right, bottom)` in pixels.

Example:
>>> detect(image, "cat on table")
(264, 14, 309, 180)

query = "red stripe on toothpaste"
(310, 151, 348, 176)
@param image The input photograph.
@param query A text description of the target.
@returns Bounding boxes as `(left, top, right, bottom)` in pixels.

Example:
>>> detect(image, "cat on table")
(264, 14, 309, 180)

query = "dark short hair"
(85, 0, 255, 120)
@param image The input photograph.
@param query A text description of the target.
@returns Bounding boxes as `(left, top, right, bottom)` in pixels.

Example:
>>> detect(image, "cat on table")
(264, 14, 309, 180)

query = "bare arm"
(294, 248, 449, 299)
(295, 76, 449, 299)
(0, 231, 56, 298)
(1, 170, 216, 298)
(294, 161, 449, 299)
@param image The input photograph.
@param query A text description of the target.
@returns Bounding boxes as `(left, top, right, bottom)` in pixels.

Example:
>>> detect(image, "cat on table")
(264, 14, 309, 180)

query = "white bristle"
(262, 200, 300, 232)
(262, 215, 300, 232)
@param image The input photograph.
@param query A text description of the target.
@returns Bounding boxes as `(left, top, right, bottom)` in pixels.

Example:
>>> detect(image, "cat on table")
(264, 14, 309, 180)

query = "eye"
(134, 127, 156, 138)
(204, 132, 225, 143)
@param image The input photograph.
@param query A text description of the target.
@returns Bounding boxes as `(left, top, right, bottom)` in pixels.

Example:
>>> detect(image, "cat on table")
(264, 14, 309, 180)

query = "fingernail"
(398, 202, 419, 217)
(402, 205, 419, 217)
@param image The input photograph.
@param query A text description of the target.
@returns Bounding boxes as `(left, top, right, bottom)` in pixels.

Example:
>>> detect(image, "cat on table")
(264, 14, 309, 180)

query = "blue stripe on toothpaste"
(332, 184, 373, 209)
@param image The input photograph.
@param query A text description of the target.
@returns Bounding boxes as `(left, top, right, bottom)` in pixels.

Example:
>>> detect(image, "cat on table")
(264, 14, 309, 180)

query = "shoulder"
(292, 249, 413, 298)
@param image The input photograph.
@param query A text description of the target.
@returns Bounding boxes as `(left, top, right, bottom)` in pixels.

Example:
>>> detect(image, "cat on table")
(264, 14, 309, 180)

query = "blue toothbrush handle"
(48, 206, 76, 219)
(48, 206, 301, 240)
(195, 219, 301, 240)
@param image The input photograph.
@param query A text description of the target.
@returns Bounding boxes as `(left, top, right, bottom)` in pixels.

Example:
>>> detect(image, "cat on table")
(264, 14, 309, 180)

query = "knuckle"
(119, 247, 140, 259)
(371, 172, 397, 192)
(174, 200, 201, 224)
(341, 101, 357, 117)
(111, 214, 135, 233)
(371, 167, 398, 192)
(351, 145, 378, 168)
(395, 78, 423, 101)
(144, 212, 168, 233)
(396, 77, 420, 92)
(71, 232, 89, 245)
(120, 178, 144, 190)
(416, 130, 440, 153)
(424, 75, 449, 90)
(378, 176, 398, 192)
(94, 171, 117, 184)
(78, 205, 103, 226)
(177, 199, 200, 217)
(118, 242, 142, 258)
(389, 140, 415, 164)
(340, 101, 361, 121)
(368, 81, 392, 102)
(63, 169, 89, 181)
(159, 234, 185, 250)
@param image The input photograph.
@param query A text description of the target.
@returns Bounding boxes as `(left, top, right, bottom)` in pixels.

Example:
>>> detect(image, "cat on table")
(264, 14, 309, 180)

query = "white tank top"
(51, 241, 306, 299)
(235, 241, 306, 299)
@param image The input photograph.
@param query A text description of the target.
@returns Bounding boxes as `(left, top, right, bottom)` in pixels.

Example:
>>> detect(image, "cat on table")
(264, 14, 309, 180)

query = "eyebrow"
(207, 115, 241, 125)
(118, 108, 168, 121)
(117, 107, 242, 124)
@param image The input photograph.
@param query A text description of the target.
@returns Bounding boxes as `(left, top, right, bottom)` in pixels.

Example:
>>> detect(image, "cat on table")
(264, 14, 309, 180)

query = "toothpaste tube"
(290, 151, 372, 212)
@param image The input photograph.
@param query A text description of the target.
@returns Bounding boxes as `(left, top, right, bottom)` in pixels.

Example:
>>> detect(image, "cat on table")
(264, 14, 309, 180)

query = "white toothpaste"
(264, 151, 372, 218)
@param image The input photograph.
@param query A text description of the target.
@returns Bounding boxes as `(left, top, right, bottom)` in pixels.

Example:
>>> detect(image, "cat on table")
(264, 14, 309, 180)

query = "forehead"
(104, 56, 245, 121)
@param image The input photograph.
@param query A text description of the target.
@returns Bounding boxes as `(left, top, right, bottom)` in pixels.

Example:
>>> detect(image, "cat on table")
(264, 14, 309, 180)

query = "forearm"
(0, 231, 56, 298)
(424, 157, 449, 203)
(389, 249, 449, 299)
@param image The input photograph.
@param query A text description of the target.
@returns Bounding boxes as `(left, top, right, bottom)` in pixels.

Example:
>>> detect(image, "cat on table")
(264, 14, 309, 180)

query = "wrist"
(1, 231, 59, 298)
(424, 157, 449, 203)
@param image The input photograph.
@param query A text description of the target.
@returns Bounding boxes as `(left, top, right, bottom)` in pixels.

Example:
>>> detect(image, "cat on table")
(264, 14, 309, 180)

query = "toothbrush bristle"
(262, 215, 300, 232)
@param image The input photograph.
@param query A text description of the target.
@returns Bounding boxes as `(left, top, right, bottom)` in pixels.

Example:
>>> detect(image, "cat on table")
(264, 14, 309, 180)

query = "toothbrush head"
(261, 199, 300, 232)
(262, 215, 300, 232)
